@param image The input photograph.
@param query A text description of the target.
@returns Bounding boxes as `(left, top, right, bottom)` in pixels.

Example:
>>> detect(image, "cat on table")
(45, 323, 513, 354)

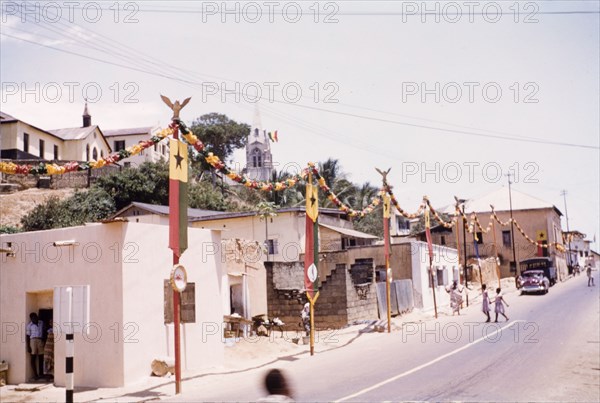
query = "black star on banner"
(310, 195, 317, 207)
(174, 147, 184, 169)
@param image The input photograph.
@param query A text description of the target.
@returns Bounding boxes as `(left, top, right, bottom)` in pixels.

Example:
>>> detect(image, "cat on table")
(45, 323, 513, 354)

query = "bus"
(519, 257, 557, 286)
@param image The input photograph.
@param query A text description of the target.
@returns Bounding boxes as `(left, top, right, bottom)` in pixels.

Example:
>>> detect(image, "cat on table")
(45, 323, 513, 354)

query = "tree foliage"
(20, 188, 116, 232)
(0, 225, 21, 234)
(188, 180, 230, 211)
(94, 162, 170, 210)
(189, 113, 250, 171)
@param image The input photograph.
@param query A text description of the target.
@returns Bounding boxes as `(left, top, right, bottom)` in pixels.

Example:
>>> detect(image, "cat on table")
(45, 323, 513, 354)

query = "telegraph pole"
(561, 190, 573, 270)
(507, 174, 518, 278)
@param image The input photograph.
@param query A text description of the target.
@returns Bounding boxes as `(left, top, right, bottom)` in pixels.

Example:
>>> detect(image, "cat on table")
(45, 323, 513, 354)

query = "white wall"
(0, 224, 125, 387)
(410, 241, 458, 312)
(0, 222, 224, 388)
(121, 224, 224, 385)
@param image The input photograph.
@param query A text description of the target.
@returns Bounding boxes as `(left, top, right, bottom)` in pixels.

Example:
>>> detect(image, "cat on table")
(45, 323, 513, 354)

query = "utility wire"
(8, 5, 599, 149)
(2, 25, 599, 151)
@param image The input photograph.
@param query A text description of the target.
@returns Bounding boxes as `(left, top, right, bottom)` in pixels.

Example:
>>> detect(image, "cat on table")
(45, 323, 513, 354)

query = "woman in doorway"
(43, 321, 54, 379)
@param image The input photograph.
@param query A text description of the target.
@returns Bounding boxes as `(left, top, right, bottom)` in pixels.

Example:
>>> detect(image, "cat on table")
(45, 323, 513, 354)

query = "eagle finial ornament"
(375, 167, 391, 183)
(161, 95, 191, 120)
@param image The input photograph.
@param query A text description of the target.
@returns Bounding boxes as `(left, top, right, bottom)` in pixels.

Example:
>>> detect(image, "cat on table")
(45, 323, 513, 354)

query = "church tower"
(244, 105, 274, 182)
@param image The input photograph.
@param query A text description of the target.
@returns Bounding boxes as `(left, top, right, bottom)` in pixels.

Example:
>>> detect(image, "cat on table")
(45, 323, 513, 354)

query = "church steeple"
(82, 101, 91, 127)
(245, 104, 273, 181)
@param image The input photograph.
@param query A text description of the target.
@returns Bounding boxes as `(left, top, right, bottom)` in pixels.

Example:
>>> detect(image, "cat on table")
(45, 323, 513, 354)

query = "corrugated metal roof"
(103, 127, 156, 137)
(49, 125, 98, 140)
(118, 201, 228, 219)
(440, 187, 560, 215)
(319, 222, 378, 239)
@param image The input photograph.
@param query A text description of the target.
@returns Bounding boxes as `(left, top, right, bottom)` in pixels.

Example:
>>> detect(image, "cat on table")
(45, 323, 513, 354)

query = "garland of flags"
(0, 120, 569, 253)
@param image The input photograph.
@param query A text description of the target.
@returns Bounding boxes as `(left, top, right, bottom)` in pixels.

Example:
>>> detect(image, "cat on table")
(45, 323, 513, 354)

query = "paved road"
(168, 272, 600, 402)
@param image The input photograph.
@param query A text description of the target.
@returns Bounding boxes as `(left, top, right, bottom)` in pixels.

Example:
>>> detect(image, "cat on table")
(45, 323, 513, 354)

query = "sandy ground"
(0, 188, 75, 228)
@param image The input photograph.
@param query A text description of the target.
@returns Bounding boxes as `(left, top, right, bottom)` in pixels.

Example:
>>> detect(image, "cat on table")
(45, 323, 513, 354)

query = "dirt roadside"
(0, 188, 75, 228)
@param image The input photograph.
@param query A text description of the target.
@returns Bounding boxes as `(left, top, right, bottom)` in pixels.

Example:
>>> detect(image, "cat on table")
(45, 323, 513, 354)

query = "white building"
(0, 222, 224, 387)
(103, 126, 169, 167)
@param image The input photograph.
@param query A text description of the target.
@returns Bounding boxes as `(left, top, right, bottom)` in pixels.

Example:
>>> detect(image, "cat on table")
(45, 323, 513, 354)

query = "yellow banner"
(306, 182, 319, 222)
(383, 194, 391, 218)
(169, 139, 188, 183)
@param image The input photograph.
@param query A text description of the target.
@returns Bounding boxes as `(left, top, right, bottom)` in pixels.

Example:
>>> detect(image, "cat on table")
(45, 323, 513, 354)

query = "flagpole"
(162, 95, 191, 395)
(171, 120, 182, 394)
(425, 199, 438, 319)
(383, 194, 392, 333)
(490, 206, 502, 288)
(305, 171, 320, 356)
(376, 168, 393, 332)
(453, 200, 463, 290)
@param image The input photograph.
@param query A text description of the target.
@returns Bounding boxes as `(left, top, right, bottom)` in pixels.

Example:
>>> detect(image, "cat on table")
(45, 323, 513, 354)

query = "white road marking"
(335, 320, 526, 402)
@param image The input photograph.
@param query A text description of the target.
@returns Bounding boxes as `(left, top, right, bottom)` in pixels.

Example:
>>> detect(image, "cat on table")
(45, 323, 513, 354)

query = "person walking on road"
(481, 284, 491, 322)
(446, 281, 464, 315)
(586, 264, 595, 286)
(301, 303, 310, 336)
(257, 368, 295, 402)
(492, 288, 509, 322)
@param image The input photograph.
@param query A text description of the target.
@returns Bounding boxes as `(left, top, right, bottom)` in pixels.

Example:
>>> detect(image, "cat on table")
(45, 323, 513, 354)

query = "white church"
(242, 106, 275, 182)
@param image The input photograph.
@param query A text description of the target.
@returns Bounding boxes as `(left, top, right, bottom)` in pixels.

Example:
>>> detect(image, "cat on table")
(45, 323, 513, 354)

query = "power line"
(2, 29, 599, 151)
(7, 5, 600, 150)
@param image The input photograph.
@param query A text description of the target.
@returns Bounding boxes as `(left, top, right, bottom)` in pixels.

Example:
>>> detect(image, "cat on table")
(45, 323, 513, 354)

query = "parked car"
(517, 270, 550, 295)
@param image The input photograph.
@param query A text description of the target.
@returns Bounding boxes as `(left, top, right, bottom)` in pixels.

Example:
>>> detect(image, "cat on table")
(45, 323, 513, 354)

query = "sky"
(1, 0, 599, 249)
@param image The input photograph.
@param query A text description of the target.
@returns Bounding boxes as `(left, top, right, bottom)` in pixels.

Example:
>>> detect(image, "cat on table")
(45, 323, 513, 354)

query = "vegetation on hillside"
(17, 113, 389, 237)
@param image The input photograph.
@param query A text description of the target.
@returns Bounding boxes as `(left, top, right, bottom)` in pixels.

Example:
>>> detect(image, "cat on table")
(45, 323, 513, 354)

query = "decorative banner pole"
(453, 198, 464, 290)
(162, 95, 191, 394)
(383, 192, 392, 333)
(376, 168, 392, 333)
(490, 205, 502, 288)
(424, 198, 438, 319)
(473, 229, 484, 284)
(304, 171, 320, 356)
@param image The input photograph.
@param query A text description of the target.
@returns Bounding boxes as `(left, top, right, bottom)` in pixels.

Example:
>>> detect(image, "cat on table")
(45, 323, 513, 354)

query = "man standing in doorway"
(26, 313, 44, 380)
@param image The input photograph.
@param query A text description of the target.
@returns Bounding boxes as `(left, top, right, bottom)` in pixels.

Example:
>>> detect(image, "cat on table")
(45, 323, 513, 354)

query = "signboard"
(53, 285, 90, 335)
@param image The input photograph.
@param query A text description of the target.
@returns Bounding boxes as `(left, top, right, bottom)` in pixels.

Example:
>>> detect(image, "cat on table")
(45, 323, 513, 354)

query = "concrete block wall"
(266, 261, 379, 330)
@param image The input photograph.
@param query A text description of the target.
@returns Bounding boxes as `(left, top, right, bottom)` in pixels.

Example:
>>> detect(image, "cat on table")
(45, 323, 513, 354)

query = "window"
(92, 147, 98, 160)
(114, 140, 126, 151)
(39, 139, 45, 158)
(164, 281, 196, 323)
(86, 144, 90, 161)
(440, 236, 446, 246)
(267, 239, 278, 255)
(585, 251, 589, 257)
(154, 144, 157, 152)
(437, 268, 445, 286)
(502, 231, 511, 247)
(476, 232, 484, 244)
(23, 133, 29, 153)
(100, 150, 104, 158)
(252, 148, 262, 167)
(53, 145, 59, 160)
(580, 251, 584, 257)
(124, 162, 131, 168)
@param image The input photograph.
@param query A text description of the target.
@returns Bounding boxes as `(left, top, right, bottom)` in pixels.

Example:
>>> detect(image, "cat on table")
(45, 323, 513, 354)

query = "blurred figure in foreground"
(258, 368, 295, 402)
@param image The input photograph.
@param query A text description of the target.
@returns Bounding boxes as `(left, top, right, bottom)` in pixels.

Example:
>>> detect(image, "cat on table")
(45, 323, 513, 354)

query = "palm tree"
(257, 201, 279, 262)
(318, 158, 355, 208)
